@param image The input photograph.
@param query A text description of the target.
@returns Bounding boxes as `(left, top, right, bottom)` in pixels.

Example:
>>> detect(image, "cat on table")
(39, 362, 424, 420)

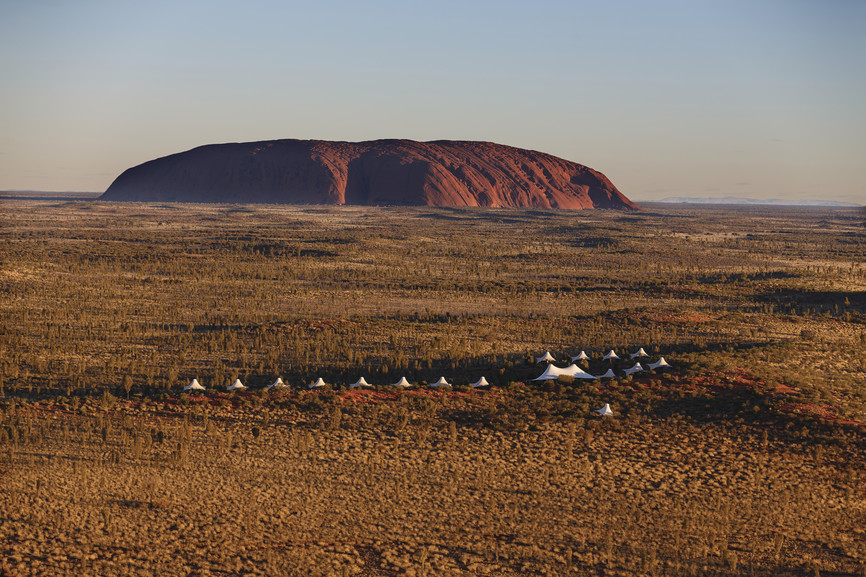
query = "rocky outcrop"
(101, 139, 637, 209)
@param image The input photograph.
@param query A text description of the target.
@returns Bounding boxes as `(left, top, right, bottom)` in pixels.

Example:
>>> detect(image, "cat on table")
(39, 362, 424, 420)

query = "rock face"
(101, 139, 637, 210)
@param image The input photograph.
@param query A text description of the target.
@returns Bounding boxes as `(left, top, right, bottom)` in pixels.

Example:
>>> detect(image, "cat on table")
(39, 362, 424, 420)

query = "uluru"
(101, 139, 638, 210)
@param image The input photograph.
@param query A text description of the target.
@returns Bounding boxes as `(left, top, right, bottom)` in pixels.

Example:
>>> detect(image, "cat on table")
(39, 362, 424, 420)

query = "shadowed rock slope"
(101, 139, 638, 209)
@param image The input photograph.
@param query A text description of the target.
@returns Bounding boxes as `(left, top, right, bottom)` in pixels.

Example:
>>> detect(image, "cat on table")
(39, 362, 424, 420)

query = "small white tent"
(391, 377, 412, 388)
(630, 347, 649, 358)
(227, 379, 246, 391)
(571, 351, 590, 361)
(268, 377, 286, 389)
(536, 351, 556, 363)
(430, 377, 451, 388)
(623, 363, 644, 376)
(596, 369, 616, 379)
(595, 403, 614, 417)
(603, 350, 620, 361)
(184, 378, 205, 392)
(309, 378, 327, 389)
(471, 376, 490, 388)
(648, 357, 671, 370)
(349, 377, 372, 388)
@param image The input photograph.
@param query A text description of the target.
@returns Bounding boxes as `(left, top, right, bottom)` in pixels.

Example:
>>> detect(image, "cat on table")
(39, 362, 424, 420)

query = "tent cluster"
(179, 348, 672, 420)
(533, 348, 673, 419)
(533, 348, 670, 381)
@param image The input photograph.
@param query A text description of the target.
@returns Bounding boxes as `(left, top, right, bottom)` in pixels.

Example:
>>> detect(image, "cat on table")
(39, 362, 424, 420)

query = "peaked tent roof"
(536, 351, 556, 363)
(648, 357, 671, 370)
(562, 364, 595, 378)
(630, 347, 649, 358)
(227, 379, 246, 391)
(571, 351, 590, 361)
(184, 378, 205, 391)
(268, 377, 286, 389)
(533, 364, 566, 381)
(430, 377, 451, 388)
(595, 403, 614, 417)
(309, 377, 327, 388)
(391, 377, 412, 388)
(623, 363, 644, 375)
(603, 350, 620, 360)
(350, 377, 372, 388)
(596, 369, 616, 379)
(471, 376, 490, 388)
(534, 364, 597, 381)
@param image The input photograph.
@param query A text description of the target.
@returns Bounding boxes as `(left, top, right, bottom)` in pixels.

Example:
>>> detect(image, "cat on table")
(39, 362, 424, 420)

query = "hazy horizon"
(2, 1, 864, 204)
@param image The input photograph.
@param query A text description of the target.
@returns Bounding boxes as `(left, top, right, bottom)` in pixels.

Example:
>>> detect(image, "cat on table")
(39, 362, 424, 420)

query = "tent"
(471, 376, 490, 388)
(571, 351, 590, 361)
(595, 403, 614, 417)
(184, 378, 205, 392)
(430, 377, 451, 388)
(562, 364, 597, 379)
(227, 379, 245, 391)
(391, 377, 412, 388)
(309, 378, 327, 388)
(533, 364, 596, 381)
(623, 363, 644, 376)
(268, 377, 286, 389)
(648, 357, 671, 370)
(630, 347, 649, 358)
(536, 351, 556, 363)
(596, 369, 616, 379)
(603, 350, 620, 361)
(532, 364, 566, 381)
(350, 377, 372, 388)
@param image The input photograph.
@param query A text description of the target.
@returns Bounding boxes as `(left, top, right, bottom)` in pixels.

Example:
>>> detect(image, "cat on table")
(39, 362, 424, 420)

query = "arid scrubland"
(0, 199, 864, 576)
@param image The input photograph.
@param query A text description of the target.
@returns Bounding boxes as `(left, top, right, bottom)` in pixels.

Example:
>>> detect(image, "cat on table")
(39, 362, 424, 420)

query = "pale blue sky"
(1, 0, 864, 203)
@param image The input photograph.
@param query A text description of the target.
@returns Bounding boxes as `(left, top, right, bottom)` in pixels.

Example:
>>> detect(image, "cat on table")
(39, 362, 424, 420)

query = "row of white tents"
(183, 377, 619, 417)
(181, 351, 672, 392)
(536, 348, 651, 364)
(183, 375, 618, 417)
(183, 375, 492, 392)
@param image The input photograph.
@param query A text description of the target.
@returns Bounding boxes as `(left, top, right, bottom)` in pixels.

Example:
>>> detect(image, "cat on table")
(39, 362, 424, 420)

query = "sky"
(1, 0, 864, 203)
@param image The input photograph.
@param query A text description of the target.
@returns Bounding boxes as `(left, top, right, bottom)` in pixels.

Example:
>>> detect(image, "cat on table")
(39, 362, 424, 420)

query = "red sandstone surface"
(101, 139, 638, 209)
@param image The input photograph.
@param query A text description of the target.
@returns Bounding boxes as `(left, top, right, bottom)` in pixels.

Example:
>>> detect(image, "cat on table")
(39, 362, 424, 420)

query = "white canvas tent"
(391, 377, 412, 388)
(184, 378, 205, 392)
(535, 351, 556, 363)
(648, 357, 671, 370)
(268, 377, 286, 389)
(534, 364, 596, 381)
(563, 364, 597, 379)
(595, 403, 614, 417)
(471, 376, 490, 388)
(533, 364, 566, 381)
(630, 347, 649, 358)
(308, 377, 327, 389)
(350, 377, 372, 388)
(227, 379, 246, 391)
(571, 351, 590, 361)
(596, 369, 616, 379)
(603, 350, 620, 361)
(430, 377, 451, 388)
(623, 363, 644, 376)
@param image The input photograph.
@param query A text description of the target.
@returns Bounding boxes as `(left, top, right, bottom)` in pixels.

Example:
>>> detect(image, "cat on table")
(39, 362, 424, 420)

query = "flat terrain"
(0, 199, 864, 576)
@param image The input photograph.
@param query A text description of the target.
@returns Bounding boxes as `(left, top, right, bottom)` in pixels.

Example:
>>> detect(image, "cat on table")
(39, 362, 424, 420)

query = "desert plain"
(0, 198, 864, 576)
